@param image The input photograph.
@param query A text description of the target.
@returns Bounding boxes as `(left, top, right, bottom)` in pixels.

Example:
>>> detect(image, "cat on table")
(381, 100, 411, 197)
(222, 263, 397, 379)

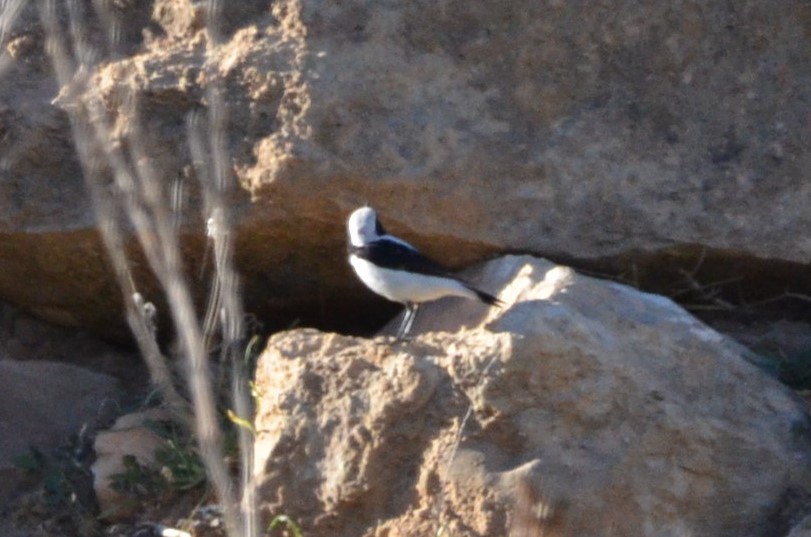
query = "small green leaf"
(226, 409, 256, 436)
(268, 515, 303, 537)
(11, 449, 43, 472)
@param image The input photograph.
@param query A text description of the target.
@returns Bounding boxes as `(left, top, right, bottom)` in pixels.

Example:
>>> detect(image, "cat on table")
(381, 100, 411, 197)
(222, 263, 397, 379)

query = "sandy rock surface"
(0, 1, 809, 337)
(253, 256, 811, 537)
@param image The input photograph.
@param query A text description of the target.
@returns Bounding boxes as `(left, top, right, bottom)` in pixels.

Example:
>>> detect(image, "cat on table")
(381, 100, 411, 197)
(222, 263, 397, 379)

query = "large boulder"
(0, 1, 810, 337)
(0, 302, 130, 503)
(0, 1, 159, 338)
(0, 360, 120, 503)
(252, 256, 811, 537)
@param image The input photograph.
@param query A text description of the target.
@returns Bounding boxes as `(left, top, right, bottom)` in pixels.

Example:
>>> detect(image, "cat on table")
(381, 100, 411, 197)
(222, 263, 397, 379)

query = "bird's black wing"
(349, 238, 451, 278)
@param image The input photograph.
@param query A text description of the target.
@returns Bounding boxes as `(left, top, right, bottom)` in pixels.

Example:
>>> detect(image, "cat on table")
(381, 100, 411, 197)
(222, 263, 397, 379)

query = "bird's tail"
(465, 284, 504, 307)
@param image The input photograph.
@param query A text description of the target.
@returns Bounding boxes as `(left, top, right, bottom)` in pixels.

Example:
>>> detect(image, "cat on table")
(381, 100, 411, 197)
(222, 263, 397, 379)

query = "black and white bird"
(347, 206, 502, 340)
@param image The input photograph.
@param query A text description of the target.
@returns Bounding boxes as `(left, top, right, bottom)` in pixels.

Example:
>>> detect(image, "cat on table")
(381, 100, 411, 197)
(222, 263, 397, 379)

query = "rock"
(92, 408, 172, 520)
(0, 359, 120, 504)
(0, 300, 134, 512)
(788, 514, 811, 537)
(0, 301, 144, 382)
(252, 255, 811, 537)
(0, 2, 158, 338)
(242, 0, 811, 264)
(1, 2, 811, 337)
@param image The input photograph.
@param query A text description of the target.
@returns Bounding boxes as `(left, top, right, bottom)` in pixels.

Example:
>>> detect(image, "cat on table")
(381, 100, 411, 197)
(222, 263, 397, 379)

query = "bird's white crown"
(348, 206, 379, 247)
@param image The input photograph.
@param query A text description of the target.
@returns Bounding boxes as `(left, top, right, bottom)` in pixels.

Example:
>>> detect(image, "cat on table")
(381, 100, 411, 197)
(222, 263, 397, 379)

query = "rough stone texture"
(0, 359, 120, 503)
(0, 301, 131, 505)
(243, 0, 811, 261)
(0, 301, 143, 380)
(0, 362, 120, 455)
(789, 515, 811, 537)
(253, 256, 811, 537)
(0, 1, 810, 337)
(92, 408, 172, 520)
(0, 1, 168, 337)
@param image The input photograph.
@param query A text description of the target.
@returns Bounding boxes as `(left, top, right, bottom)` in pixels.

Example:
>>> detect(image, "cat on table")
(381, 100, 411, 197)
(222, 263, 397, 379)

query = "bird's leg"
(395, 302, 419, 341)
(404, 302, 420, 338)
(401, 302, 420, 341)
(395, 303, 412, 341)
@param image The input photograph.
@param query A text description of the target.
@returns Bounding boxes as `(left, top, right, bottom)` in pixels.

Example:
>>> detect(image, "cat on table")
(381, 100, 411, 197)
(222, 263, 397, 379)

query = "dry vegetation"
(1, 1, 258, 536)
(1, 2, 809, 537)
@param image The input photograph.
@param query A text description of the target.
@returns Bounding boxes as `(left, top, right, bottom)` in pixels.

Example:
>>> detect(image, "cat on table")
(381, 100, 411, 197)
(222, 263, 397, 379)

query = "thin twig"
(37, 2, 253, 536)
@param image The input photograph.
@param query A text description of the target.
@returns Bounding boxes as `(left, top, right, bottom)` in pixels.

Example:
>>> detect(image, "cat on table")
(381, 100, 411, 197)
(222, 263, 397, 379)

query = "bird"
(347, 206, 503, 340)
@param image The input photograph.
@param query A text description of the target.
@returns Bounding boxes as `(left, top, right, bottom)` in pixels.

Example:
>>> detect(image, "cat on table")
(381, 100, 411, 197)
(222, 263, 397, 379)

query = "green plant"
(10, 442, 101, 536)
(155, 438, 209, 492)
(11, 447, 47, 473)
(268, 514, 304, 537)
(12, 443, 84, 508)
(108, 419, 209, 501)
(109, 454, 168, 499)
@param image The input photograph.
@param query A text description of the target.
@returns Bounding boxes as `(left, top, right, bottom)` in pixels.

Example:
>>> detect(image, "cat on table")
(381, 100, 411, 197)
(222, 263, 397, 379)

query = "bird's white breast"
(349, 255, 476, 304)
